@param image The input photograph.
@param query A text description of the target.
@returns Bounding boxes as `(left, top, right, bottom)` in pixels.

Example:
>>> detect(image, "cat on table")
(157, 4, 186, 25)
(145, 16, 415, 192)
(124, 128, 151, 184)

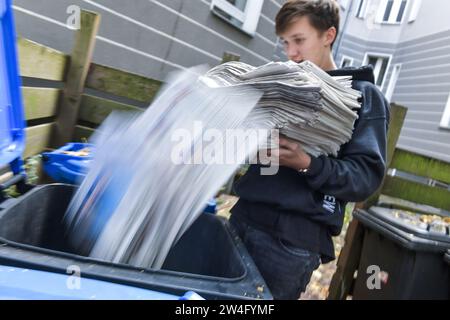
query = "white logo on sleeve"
(323, 195, 336, 214)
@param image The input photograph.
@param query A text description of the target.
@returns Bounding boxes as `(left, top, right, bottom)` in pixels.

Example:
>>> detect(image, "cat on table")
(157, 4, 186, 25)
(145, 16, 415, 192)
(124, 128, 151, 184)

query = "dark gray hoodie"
(231, 65, 390, 262)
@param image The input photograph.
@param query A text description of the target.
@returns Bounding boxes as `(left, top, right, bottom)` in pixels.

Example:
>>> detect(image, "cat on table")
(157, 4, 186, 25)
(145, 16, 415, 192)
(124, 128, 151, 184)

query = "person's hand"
(267, 136, 311, 171)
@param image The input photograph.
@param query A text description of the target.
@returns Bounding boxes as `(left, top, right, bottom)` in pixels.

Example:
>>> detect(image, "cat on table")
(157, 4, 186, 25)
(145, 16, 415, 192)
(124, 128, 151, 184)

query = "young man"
(229, 0, 390, 300)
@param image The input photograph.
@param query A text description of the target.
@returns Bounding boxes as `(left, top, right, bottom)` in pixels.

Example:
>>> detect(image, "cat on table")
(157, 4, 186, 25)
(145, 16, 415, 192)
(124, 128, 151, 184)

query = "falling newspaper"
(64, 61, 361, 270)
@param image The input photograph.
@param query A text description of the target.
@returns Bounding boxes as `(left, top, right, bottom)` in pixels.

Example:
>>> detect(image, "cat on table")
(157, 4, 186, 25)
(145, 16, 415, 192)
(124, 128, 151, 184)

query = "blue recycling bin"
(0, 0, 26, 178)
(0, 264, 182, 300)
(0, 0, 210, 300)
(42, 143, 94, 184)
(0, 0, 272, 300)
(204, 198, 217, 214)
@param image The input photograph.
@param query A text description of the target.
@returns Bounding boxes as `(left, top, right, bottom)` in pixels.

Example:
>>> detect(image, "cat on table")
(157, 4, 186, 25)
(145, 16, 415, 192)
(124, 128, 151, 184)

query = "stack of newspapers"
(201, 60, 361, 157)
(64, 61, 362, 270)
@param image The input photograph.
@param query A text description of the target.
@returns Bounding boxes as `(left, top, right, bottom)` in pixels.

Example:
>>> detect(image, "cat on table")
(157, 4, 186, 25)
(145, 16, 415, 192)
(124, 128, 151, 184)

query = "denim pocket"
(277, 238, 312, 258)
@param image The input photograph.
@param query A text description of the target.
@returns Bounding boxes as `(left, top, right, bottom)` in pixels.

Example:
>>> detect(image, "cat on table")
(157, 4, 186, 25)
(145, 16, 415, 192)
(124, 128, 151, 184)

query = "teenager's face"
(279, 16, 332, 69)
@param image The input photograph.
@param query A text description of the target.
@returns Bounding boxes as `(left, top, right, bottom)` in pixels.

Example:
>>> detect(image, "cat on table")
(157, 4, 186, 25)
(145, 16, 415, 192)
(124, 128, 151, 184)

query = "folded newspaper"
(201, 60, 361, 157)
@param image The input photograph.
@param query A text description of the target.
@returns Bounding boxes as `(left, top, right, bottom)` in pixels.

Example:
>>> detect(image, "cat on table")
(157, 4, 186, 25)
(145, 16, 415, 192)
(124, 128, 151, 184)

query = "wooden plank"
(52, 10, 101, 147)
(73, 125, 95, 142)
(328, 103, 408, 300)
(378, 195, 447, 216)
(382, 176, 450, 211)
(24, 123, 54, 158)
(385, 104, 409, 167)
(22, 87, 61, 120)
(18, 38, 68, 81)
(362, 104, 408, 209)
(85, 64, 162, 103)
(390, 149, 450, 184)
(78, 94, 142, 125)
(327, 218, 365, 300)
(222, 51, 241, 63)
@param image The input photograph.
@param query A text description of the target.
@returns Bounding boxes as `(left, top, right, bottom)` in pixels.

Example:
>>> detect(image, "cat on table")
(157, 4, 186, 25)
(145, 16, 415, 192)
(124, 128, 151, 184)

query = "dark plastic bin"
(352, 207, 450, 300)
(446, 250, 450, 269)
(0, 184, 272, 300)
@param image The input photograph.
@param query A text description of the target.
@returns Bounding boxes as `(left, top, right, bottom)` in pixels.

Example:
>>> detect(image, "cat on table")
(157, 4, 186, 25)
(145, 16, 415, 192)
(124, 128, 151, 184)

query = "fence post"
(221, 51, 240, 63)
(360, 104, 408, 208)
(51, 10, 100, 147)
(327, 103, 408, 300)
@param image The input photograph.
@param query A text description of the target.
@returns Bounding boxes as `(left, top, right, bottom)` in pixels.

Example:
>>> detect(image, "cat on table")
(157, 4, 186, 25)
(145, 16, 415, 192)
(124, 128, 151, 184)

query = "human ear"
(325, 27, 336, 47)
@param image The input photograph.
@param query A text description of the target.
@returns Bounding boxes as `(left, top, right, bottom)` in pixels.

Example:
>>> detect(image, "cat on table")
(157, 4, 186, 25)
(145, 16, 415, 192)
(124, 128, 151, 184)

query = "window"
(385, 64, 401, 102)
(440, 94, 450, 129)
(376, 0, 408, 24)
(408, 0, 422, 23)
(355, 0, 370, 18)
(211, 0, 263, 36)
(340, 56, 354, 68)
(363, 53, 392, 88)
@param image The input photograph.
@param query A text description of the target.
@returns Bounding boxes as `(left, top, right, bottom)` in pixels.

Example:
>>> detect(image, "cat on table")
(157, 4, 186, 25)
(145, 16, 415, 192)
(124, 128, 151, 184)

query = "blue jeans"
(230, 215, 321, 300)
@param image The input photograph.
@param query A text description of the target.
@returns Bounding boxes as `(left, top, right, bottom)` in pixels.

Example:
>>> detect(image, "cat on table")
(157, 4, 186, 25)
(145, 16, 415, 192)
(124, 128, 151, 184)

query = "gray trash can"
(445, 250, 450, 269)
(352, 207, 450, 300)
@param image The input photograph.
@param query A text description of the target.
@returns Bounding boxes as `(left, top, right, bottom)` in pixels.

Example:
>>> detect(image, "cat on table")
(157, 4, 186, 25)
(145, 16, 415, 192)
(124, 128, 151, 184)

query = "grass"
(344, 202, 355, 226)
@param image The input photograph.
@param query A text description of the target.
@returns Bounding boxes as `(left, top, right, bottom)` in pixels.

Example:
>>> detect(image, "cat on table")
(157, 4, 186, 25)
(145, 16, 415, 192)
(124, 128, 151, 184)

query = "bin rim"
(366, 206, 450, 244)
(0, 264, 181, 300)
(354, 208, 450, 253)
(0, 184, 249, 282)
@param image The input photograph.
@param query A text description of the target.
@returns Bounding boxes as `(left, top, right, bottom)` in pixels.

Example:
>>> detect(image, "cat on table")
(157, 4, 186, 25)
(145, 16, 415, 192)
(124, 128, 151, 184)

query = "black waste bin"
(0, 184, 272, 300)
(352, 207, 450, 300)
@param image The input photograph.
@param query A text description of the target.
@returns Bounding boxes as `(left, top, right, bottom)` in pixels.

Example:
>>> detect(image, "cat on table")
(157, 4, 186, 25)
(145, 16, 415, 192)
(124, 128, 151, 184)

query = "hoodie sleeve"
(303, 81, 390, 202)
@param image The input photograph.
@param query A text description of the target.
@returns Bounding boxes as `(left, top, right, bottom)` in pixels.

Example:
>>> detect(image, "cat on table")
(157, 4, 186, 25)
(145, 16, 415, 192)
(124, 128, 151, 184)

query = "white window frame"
(210, 0, 263, 36)
(363, 52, 392, 89)
(408, 0, 422, 23)
(385, 63, 402, 102)
(339, 0, 351, 11)
(376, 0, 409, 24)
(440, 94, 450, 129)
(355, 0, 370, 18)
(340, 55, 354, 68)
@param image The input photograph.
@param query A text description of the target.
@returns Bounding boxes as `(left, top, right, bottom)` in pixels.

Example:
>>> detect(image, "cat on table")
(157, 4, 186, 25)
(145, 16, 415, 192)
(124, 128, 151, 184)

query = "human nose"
(285, 44, 301, 62)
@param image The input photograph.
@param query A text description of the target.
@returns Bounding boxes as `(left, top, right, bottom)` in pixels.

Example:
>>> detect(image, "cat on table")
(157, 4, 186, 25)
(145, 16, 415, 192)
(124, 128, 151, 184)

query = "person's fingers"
(279, 137, 300, 151)
(260, 148, 298, 162)
(278, 138, 293, 149)
(278, 148, 294, 158)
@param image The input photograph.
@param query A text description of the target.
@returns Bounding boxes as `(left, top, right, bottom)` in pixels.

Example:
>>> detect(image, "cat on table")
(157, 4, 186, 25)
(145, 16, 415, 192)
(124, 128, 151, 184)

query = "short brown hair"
(275, 0, 340, 47)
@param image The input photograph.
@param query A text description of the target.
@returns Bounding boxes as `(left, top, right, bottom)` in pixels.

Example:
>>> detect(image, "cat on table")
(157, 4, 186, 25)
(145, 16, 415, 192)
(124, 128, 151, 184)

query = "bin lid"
(0, 264, 180, 300)
(355, 206, 450, 251)
(0, 0, 26, 173)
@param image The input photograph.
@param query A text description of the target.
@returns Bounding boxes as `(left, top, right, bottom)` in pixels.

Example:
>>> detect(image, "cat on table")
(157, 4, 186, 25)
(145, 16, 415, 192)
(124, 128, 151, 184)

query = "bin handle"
(0, 173, 26, 191)
(0, 173, 33, 203)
